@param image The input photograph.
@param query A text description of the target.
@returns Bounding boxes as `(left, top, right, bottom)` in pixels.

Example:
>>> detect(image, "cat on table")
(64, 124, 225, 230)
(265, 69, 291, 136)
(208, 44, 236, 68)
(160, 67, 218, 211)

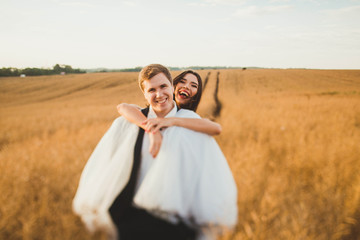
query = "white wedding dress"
(73, 107, 238, 240)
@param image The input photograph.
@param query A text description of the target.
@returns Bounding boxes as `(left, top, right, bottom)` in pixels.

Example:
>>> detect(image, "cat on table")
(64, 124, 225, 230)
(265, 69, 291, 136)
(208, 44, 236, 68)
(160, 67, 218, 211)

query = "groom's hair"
(138, 64, 172, 91)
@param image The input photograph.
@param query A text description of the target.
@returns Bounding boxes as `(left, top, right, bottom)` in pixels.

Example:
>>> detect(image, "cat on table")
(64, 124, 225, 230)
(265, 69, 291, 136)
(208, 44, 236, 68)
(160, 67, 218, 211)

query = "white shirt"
(135, 103, 178, 193)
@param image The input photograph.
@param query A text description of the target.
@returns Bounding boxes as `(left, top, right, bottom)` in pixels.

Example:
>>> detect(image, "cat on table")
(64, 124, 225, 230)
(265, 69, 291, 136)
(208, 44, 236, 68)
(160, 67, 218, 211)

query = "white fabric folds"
(73, 109, 238, 239)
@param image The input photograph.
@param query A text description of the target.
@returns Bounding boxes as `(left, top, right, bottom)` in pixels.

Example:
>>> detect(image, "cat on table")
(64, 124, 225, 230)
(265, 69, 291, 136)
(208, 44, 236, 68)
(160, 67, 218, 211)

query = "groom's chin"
(153, 101, 174, 116)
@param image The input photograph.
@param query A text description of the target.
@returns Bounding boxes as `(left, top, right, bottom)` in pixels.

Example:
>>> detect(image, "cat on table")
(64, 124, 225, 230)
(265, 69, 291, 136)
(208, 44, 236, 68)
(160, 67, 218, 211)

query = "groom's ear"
(140, 79, 148, 93)
(139, 83, 144, 93)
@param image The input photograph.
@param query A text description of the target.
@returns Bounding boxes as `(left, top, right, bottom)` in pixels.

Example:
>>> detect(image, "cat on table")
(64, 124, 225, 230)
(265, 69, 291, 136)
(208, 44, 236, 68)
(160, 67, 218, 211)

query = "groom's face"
(143, 73, 174, 117)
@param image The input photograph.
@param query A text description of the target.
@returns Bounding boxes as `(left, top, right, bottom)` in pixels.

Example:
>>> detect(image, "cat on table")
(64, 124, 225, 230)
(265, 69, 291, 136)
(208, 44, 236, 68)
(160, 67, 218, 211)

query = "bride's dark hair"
(173, 70, 203, 112)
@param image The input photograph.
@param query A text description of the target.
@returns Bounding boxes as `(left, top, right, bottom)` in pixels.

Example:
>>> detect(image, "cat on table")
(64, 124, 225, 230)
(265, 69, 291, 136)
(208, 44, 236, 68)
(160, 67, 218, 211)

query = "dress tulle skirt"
(134, 126, 237, 227)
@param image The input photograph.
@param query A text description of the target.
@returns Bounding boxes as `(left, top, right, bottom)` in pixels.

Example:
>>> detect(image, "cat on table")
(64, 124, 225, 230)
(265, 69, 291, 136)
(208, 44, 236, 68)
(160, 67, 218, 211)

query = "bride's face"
(174, 73, 199, 106)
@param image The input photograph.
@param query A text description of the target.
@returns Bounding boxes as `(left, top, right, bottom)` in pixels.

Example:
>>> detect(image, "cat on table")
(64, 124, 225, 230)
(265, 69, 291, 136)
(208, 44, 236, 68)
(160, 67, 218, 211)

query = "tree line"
(0, 64, 85, 77)
(1, 64, 250, 77)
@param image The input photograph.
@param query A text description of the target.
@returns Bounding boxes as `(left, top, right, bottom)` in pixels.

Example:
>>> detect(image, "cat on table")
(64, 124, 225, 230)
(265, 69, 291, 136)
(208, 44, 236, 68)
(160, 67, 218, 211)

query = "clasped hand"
(142, 118, 174, 133)
(143, 118, 174, 158)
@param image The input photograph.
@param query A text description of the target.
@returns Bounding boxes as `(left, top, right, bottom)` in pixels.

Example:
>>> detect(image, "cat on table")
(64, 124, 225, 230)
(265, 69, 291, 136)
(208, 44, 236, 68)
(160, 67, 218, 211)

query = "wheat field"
(1, 69, 360, 240)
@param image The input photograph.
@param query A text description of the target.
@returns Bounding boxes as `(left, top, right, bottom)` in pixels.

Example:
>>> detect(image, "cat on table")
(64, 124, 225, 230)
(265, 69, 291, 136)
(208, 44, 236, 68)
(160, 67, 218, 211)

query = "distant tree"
(53, 64, 63, 74)
(64, 65, 73, 73)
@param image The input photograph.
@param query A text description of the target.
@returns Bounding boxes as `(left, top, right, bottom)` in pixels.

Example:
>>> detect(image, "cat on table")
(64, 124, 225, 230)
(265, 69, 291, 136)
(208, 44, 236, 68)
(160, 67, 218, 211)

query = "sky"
(1, 0, 360, 69)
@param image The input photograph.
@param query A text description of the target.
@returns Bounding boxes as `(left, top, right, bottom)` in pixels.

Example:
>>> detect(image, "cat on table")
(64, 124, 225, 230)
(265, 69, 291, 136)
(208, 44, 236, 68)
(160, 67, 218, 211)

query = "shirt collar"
(148, 101, 177, 119)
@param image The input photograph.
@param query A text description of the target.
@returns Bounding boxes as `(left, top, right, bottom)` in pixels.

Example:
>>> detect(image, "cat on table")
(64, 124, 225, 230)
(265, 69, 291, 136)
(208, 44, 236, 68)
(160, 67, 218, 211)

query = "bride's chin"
(176, 97, 187, 104)
(176, 100, 185, 106)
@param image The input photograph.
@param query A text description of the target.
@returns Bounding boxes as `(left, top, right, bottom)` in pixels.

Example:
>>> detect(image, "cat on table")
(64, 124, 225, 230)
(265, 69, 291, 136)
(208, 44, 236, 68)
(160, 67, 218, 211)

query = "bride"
(73, 66, 238, 240)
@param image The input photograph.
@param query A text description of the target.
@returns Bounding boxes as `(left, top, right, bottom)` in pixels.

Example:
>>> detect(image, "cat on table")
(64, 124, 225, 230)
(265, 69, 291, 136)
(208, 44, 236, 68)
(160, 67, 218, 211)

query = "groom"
(108, 64, 196, 240)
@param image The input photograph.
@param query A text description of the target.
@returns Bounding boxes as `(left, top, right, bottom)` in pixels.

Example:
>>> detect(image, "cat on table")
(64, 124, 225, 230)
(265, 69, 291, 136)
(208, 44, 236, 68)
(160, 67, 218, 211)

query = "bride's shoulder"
(176, 109, 201, 119)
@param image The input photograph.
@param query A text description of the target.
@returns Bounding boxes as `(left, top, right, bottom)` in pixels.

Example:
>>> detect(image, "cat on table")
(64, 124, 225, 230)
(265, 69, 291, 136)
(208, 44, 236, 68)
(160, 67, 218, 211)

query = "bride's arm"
(143, 117, 222, 136)
(117, 103, 222, 136)
(117, 103, 147, 130)
(177, 118, 222, 135)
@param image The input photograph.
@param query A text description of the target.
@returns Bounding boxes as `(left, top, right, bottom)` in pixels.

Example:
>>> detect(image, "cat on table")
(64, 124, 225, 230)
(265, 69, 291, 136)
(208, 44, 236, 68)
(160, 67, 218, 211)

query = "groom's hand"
(149, 131, 162, 158)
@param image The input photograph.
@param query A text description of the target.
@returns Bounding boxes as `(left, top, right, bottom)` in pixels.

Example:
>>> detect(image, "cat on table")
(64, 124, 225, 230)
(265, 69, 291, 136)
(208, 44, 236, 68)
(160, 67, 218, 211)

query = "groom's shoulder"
(176, 109, 201, 119)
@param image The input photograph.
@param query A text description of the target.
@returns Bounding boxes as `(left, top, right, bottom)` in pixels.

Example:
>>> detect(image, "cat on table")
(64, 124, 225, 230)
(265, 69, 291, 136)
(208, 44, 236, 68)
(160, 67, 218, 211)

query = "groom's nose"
(156, 90, 162, 97)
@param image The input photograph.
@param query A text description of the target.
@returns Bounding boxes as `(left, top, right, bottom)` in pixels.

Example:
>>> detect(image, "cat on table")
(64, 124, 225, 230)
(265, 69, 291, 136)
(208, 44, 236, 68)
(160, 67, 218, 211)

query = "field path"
(197, 70, 224, 120)
(212, 71, 222, 118)
(203, 72, 211, 91)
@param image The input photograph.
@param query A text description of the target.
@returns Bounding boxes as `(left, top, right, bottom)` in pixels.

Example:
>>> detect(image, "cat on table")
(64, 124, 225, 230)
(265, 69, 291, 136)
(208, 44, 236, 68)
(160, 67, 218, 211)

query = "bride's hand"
(148, 131, 162, 158)
(142, 118, 174, 133)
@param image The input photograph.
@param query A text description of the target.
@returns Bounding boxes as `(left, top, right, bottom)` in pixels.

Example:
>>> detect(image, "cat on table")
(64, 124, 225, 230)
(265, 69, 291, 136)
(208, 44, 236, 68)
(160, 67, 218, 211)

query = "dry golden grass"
(1, 69, 360, 240)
